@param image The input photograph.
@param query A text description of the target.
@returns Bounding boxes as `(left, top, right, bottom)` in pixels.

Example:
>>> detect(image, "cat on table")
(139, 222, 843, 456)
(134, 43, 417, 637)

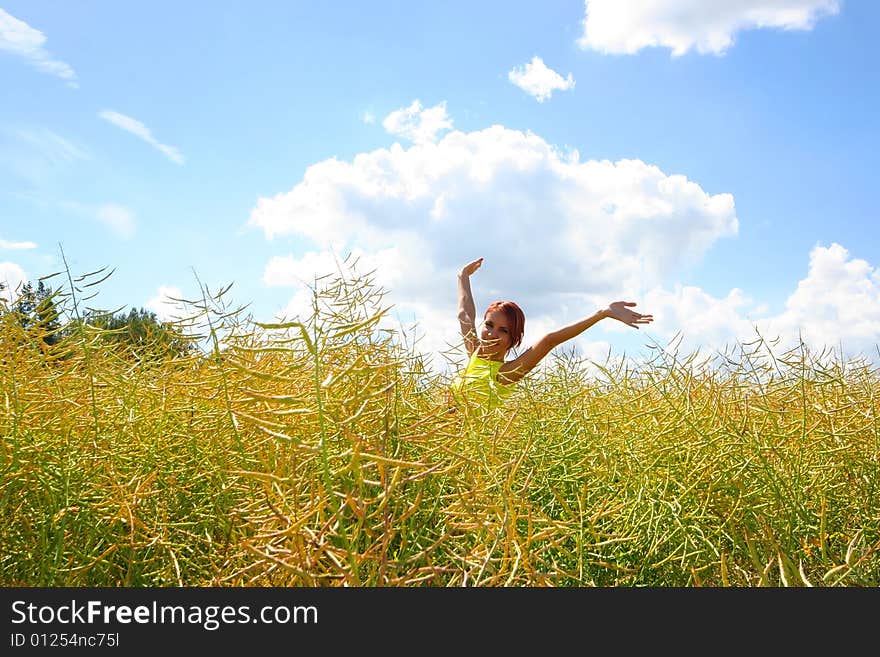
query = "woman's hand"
(460, 257, 483, 277)
(603, 301, 653, 329)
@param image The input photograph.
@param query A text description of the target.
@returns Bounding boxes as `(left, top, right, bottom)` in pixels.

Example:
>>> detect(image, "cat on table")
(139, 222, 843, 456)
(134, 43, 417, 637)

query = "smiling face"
(478, 308, 513, 360)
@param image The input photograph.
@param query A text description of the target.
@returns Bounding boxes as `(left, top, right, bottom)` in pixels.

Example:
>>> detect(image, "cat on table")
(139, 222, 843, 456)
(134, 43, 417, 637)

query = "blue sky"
(2, 1, 878, 368)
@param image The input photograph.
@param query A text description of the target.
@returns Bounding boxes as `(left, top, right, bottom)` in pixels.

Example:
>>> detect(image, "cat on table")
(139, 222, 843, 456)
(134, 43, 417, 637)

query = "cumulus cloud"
(382, 100, 453, 144)
(641, 243, 880, 362)
(98, 110, 185, 165)
(0, 9, 77, 86)
(0, 238, 37, 250)
(508, 56, 575, 102)
(577, 0, 841, 56)
(145, 285, 186, 322)
(248, 110, 739, 365)
(763, 243, 880, 356)
(264, 250, 352, 289)
(264, 246, 461, 362)
(248, 121, 737, 297)
(249, 107, 879, 367)
(642, 285, 764, 356)
(0, 261, 27, 302)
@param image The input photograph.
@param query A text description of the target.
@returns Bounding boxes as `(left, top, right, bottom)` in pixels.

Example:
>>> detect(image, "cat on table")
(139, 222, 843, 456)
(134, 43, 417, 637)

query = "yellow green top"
(450, 352, 516, 409)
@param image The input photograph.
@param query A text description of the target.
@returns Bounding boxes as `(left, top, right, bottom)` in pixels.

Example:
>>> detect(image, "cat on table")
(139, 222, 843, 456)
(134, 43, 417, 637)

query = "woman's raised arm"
(498, 301, 653, 385)
(457, 257, 483, 355)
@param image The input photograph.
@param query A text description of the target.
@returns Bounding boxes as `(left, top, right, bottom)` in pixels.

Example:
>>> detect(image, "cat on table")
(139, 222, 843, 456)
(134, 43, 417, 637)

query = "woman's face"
(479, 309, 511, 359)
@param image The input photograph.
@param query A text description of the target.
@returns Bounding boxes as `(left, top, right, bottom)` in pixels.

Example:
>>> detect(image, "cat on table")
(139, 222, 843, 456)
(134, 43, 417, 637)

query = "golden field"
(2, 264, 878, 586)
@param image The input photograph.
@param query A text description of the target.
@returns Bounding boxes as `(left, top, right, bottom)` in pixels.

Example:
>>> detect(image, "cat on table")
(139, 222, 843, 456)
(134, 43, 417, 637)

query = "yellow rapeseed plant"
(1, 258, 877, 586)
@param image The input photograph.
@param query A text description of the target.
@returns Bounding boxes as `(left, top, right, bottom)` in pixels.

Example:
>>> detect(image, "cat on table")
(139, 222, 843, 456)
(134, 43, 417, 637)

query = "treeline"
(1, 280, 193, 360)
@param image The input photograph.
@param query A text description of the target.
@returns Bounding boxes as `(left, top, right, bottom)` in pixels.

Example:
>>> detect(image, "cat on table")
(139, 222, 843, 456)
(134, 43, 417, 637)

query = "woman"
(450, 257, 653, 408)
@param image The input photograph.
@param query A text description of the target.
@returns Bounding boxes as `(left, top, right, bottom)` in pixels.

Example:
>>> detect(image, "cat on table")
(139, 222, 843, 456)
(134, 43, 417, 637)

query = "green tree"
(10, 280, 63, 347)
(82, 307, 193, 360)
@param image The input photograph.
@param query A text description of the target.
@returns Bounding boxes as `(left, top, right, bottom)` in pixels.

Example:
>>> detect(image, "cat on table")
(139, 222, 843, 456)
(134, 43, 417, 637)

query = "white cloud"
(508, 56, 575, 102)
(0, 9, 78, 86)
(382, 100, 453, 144)
(577, 0, 841, 56)
(0, 261, 27, 302)
(362, 111, 376, 125)
(249, 109, 880, 368)
(265, 246, 460, 367)
(145, 285, 186, 322)
(248, 117, 739, 367)
(642, 285, 763, 355)
(249, 116, 880, 367)
(763, 243, 880, 356)
(98, 110, 185, 165)
(268, 250, 363, 321)
(264, 250, 351, 289)
(638, 243, 880, 362)
(0, 238, 37, 250)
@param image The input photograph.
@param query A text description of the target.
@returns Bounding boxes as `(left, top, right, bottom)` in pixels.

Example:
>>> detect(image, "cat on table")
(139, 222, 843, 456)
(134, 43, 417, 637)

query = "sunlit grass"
(1, 259, 878, 586)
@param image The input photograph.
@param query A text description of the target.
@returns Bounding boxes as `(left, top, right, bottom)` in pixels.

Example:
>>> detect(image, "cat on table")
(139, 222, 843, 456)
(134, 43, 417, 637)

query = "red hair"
(484, 300, 525, 351)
